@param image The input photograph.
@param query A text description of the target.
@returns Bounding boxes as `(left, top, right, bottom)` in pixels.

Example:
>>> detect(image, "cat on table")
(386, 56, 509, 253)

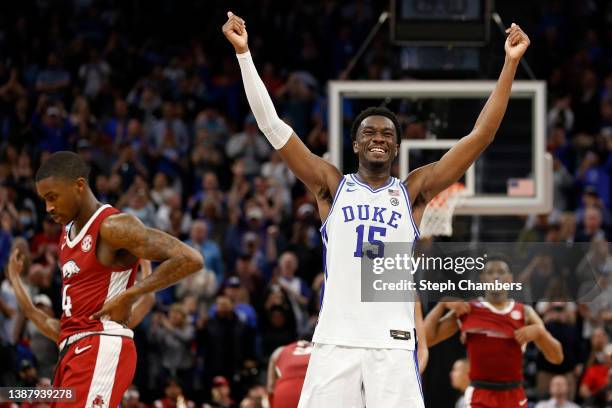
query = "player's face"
(36, 176, 84, 225)
(353, 116, 398, 167)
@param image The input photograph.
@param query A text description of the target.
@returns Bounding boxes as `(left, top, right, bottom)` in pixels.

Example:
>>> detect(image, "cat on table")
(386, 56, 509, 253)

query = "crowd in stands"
(0, 0, 611, 406)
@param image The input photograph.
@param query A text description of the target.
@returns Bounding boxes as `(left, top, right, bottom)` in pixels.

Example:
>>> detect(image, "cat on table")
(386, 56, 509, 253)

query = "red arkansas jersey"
(272, 341, 312, 408)
(458, 298, 525, 383)
(58, 204, 138, 344)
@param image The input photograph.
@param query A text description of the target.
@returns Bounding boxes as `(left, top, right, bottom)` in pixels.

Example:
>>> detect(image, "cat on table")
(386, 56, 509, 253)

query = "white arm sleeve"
(236, 51, 293, 149)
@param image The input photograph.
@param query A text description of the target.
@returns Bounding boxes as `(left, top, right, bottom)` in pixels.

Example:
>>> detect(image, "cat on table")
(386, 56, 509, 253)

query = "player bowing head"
(35, 151, 92, 226)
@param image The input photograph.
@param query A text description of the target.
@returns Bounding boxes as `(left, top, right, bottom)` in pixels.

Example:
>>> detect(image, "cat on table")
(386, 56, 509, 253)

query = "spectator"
(185, 220, 223, 284)
(449, 358, 469, 408)
(579, 341, 612, 402)
(575, 206, 607, 242)
(121, 186, 156, 227)
(226, 115, 271, 178)
(208, 277, 257, 329)
(174, 264, 218, 307)
(78, 49, 111, 98)
(153, 378, 196, 408)
(102, 98, 131, 145)
(535, 300, 580, 400)
(276, 251, 310, 333)
(209, 376, 236, 408)
(16, 359, 38, 387)
(28, 216, 60, 263)
(535, 375, 580, 408)
(122, 385, 148, 408)
(198, 295, 255, 393)
(148, 304, 195, 391)
(150, 172, 175, 208)
(35, 52, 70, 101)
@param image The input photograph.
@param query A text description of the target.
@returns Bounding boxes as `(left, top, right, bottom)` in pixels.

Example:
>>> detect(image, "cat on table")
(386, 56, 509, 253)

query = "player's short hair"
(483, 253, 512, 272)
(350, 106, 402, 142)
(35, 151, 90, 183)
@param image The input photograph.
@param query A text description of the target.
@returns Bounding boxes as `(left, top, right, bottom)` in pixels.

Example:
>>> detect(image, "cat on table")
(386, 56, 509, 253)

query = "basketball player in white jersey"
(223, 12, 530, 407)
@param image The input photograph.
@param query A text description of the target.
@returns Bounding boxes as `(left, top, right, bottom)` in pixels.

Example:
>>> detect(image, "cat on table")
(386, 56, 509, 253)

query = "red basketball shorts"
(52, 335, 137, 408)
(465, 386, 528, 407)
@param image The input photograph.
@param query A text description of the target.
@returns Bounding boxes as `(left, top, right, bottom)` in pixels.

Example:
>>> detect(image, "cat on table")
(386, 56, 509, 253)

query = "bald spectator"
(535, 375, 579, 408)
(275, 252, 311, 333)
(575, 206, 608, 242)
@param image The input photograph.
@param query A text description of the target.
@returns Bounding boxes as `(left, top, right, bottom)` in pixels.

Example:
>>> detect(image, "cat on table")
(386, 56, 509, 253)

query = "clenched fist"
(222, 11, 249, 54)
(504, 23, 530, 62)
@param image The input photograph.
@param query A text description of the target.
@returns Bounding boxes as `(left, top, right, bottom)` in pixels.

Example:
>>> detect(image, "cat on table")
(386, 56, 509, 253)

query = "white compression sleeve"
(236, 51, 293, 149)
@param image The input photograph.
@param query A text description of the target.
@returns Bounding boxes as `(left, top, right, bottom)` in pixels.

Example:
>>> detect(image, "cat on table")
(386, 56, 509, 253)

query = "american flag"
(388, 189, 400, 196)
(507, 178, 534, 196)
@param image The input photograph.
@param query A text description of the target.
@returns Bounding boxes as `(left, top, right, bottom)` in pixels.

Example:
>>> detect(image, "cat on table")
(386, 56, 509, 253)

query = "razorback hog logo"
(62, 260, 81, 279)
(91, 394, 105, 408)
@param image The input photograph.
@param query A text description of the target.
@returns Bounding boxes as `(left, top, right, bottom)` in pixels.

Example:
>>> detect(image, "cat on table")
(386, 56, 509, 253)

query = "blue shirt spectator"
(185, 220, 224, 284)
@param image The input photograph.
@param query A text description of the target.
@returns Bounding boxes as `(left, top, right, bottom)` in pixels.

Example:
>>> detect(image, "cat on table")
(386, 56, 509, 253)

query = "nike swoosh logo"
(346, 189, 358, 192)
(519, 398, 528, 406)
(74, 345, 92, 355)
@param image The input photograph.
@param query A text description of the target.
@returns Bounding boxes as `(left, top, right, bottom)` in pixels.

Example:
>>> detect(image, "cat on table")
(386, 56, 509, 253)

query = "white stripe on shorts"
(85, 335, 123, 407)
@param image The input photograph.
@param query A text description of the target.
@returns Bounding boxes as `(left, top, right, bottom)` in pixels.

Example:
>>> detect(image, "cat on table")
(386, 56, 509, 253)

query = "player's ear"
(352, 140, 359, 154)
(75, 177, 87, 193)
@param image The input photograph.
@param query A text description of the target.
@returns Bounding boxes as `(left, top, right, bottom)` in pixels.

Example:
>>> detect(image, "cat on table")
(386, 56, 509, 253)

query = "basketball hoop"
(419, 182, 466, 238)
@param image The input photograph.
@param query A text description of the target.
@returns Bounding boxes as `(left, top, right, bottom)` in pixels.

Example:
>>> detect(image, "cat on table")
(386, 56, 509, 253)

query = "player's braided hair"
(350, 106, 402, 142)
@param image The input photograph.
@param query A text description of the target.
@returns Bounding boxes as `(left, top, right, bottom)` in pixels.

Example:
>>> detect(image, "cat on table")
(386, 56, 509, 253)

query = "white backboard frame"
(328, 80, 552, 215)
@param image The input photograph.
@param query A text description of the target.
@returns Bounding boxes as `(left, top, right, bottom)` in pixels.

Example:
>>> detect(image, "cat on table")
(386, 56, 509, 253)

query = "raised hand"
(504, 23, 530, 62)
(222, 11, 249, 54)
(7, 248, 25, 280)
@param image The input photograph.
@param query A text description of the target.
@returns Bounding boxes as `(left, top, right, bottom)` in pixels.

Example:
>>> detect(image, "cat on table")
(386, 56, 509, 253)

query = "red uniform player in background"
(425, 256, 564, 408)
(267, 339, 312, 408)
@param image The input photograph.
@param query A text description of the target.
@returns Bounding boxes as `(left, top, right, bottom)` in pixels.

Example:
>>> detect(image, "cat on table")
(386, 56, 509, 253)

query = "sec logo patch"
(81, 235, 93, 252)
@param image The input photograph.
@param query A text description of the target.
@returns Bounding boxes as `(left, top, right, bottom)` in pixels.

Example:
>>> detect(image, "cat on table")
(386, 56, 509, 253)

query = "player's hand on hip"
(90, 292, 137, 325)
(222, 11, 249, 54)
(504, 23, 530, 62)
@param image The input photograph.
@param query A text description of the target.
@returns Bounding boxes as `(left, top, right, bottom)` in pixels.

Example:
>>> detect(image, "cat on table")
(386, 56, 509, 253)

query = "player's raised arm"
(424, 301, 469, 347)
(6, 248, 60, 342)
(406, 24, 530, 205)
(515, 305, 563, 365)
(92, 214, 203, 323)
(222, 12, 342, 208)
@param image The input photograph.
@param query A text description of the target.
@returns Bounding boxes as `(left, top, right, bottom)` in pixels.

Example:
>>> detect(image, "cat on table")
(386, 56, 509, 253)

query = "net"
(419, 182, 466, 238)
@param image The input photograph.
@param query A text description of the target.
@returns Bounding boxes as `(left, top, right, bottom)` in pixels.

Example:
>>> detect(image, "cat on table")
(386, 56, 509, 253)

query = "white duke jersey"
(312, 174, 420, 350)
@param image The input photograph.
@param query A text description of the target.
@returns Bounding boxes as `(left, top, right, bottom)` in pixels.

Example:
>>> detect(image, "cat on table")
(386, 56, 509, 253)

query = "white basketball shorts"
(297, 343, 424, 408)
